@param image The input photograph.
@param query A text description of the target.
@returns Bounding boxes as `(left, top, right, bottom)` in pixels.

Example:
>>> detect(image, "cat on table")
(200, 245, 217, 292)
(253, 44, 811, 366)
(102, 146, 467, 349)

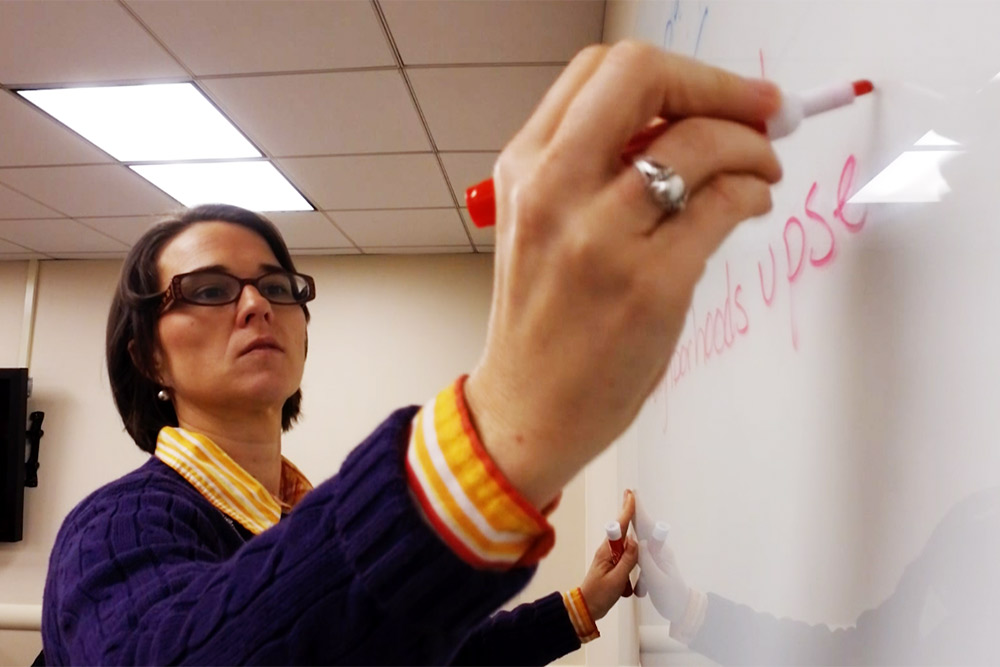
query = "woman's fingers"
(602, 117, 781, 234)
(552, 41, 781, 176)
(514, 44, 609, 149)
(654, 172, 775, 260)
(466, 43, 787, 510)
(617, 489, 636, 537)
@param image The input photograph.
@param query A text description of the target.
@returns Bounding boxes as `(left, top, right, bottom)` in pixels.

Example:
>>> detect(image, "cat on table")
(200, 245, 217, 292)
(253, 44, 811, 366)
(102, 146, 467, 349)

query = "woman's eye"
(193, 284, 229, 300)
(261, 281, 292, 297)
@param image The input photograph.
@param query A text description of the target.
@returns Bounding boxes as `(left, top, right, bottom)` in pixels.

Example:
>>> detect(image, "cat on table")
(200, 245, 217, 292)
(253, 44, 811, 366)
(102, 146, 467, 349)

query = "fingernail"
(750, 78, 782, 111)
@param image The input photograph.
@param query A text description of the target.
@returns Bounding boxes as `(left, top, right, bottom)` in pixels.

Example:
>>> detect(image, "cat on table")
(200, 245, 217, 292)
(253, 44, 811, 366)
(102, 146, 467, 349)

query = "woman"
(41, 42, 781, 664)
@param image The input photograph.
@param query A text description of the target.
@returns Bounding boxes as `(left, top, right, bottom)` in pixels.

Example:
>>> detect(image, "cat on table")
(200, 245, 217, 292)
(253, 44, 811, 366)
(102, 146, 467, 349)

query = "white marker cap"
(652, 521, 671, 543)
(605, 520, 623, 541)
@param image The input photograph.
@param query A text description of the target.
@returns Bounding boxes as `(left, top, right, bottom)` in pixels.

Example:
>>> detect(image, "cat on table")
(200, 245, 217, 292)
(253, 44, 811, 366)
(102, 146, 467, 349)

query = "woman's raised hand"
(465, 42, 783, 508)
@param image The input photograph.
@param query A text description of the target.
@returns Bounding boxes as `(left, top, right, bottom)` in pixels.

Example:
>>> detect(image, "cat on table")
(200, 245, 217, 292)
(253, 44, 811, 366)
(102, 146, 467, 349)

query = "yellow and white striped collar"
(154, 426, 313, 535)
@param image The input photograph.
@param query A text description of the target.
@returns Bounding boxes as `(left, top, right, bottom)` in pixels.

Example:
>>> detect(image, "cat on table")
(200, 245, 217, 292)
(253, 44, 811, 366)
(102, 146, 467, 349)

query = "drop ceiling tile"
(202, 71, 429, 156)
(329, 209, 470, 248)
(0, 254, 46, 261)
(408, 66, 563, 150)
(77, 215, 163, 246)
(382, 0, 603, 65)
(264, 211, 354, 250)
(364, 246, 474, 255)
(127, 0, 393, 75)
(458, 209, 496, 249)
(49, 251, 128, 260)
(278, 155, 453, 209)
(0, 238, 37, 255)
(0, 183, 63, 219)
(0, 166, 179, 217)
(0, 219, 128, 254)
(439, 151, 499, 203)
(0, 1, 185, 85)
(291, 247, 361, 256)
(0, 90, 112, 167)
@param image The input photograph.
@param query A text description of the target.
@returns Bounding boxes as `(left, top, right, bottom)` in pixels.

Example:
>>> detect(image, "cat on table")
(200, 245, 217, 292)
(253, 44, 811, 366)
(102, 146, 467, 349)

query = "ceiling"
(0, 0, 605, 259)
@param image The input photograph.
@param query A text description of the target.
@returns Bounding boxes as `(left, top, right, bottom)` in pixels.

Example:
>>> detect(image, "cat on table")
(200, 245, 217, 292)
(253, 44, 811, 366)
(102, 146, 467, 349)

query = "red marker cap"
(466, 178, 496, 228)
(606, 521, 623, 541)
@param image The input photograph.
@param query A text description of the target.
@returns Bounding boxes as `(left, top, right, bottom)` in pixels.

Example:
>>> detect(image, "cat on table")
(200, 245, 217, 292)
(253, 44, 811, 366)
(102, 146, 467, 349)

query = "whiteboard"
(604, 1, 1000, 664)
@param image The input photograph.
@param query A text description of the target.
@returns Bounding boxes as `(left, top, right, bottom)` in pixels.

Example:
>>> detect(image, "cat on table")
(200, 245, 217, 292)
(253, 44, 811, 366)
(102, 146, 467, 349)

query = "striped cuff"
(562, 588, 600, 643)
(669, 588, 708, 645)
(405, 375, 555, 569)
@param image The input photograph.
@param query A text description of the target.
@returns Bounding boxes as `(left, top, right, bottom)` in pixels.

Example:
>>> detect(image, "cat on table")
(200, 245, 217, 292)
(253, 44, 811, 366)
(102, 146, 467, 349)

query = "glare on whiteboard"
(848, 150, 962, 204)
(913, 130, 961, 147)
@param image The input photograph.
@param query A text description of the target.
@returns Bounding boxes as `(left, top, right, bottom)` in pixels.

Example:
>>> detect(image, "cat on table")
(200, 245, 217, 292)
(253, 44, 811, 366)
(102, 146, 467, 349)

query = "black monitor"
(0, 368, 28, 542)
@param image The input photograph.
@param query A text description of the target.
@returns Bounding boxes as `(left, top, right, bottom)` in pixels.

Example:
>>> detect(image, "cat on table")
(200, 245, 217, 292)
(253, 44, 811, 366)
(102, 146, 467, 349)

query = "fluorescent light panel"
(19, 83, 260, 162)
(19, 83, 314, 212)
(132, 162, 312, 212)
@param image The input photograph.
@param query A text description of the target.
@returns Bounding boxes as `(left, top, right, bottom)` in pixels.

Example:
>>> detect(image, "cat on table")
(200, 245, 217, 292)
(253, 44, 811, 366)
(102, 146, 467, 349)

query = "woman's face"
(153, 221, 307, 420)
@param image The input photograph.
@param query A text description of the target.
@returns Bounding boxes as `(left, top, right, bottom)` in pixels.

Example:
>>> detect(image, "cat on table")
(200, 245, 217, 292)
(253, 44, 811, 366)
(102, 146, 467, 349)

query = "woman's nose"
(236, 284, 273, 324)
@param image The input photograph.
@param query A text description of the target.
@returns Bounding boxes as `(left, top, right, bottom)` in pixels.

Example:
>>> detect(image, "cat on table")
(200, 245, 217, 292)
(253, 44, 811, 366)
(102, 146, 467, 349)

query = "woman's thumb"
(619, 537, 639, 570)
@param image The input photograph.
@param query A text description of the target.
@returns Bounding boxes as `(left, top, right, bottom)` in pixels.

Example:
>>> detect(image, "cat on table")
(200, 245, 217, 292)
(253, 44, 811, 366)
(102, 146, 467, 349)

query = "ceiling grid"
(0, 0, 605, 259)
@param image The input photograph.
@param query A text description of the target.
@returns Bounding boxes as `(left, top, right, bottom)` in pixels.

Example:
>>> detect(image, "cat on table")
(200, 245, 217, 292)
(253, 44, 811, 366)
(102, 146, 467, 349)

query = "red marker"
(465, 79, 875, 228)
(606, 520, 633, 597)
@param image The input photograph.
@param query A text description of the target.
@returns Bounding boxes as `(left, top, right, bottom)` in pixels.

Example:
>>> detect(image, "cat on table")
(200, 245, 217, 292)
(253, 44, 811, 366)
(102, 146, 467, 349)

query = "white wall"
(0, 261, 28, 366)
(0, 254, 613, 665)
(0, 260, 34, 665)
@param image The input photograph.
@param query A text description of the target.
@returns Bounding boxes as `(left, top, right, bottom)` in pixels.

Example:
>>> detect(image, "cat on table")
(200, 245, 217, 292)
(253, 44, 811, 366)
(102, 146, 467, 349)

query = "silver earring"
(157, 389, 171, 402)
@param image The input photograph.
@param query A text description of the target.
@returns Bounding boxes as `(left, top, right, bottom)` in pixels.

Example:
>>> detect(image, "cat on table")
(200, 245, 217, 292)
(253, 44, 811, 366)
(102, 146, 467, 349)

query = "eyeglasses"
(159, 269, 316, 312)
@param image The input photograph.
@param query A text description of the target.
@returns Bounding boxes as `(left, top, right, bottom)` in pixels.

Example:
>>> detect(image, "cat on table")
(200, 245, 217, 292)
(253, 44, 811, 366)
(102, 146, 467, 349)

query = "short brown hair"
(107, 204, 310, 453)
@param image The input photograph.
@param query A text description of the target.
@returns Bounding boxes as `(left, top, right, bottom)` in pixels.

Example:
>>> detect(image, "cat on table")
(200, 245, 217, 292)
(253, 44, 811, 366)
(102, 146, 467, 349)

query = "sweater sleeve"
(42, 407, 535, 665)
(449, 592, 581, 666)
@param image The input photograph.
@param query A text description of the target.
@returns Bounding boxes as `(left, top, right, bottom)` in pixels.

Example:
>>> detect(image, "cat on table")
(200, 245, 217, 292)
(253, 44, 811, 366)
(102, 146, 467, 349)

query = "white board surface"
(604, 2, 1000, 664)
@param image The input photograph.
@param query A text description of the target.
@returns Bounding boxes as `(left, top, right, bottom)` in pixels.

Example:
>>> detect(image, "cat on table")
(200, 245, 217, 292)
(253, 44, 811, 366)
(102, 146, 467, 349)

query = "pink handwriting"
(665, 154, 868, 392)
(763, 155, 864, 349)
(668, 261, 748, 388)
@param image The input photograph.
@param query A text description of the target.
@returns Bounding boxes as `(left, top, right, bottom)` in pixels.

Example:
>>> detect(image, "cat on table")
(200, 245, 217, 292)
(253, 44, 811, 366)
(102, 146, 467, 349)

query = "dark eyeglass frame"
(158, 269, 316, 312)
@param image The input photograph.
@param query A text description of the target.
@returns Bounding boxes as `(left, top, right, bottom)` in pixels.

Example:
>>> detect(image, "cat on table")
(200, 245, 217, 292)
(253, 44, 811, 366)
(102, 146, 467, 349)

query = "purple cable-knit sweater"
(41, 407, 580, 665)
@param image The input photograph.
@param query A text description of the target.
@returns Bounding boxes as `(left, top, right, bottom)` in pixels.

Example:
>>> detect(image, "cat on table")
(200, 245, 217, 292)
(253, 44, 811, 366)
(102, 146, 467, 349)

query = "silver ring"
(632, 156, 688, 216)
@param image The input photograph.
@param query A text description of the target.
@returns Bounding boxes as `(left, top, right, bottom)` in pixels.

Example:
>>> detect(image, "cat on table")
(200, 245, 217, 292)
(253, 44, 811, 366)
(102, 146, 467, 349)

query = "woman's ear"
(129, 338, 170, 387)
(127, 339, 141, 369)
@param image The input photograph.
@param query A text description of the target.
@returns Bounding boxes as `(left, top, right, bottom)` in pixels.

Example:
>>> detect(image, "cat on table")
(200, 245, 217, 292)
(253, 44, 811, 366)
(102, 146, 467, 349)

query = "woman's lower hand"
(581, 490, 638, 620)
(465, 41, 782, 508)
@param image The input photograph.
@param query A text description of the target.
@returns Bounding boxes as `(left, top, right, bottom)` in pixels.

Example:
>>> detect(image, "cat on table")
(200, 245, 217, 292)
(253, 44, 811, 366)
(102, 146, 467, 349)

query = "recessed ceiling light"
(18, 83, 260, 162)
(131, 162, 312, 212)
